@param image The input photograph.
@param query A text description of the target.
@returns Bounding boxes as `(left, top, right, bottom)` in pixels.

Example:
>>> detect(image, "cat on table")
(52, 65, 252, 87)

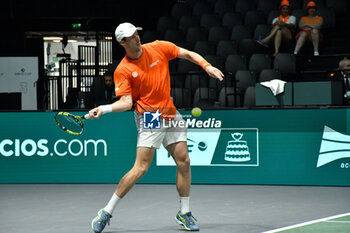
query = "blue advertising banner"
(0, 109, 349, 185)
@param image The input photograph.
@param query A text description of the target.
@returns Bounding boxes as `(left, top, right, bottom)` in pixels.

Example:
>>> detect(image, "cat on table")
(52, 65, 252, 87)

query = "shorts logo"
(143, 110, 161, 129)
(132, 71, 138, 78)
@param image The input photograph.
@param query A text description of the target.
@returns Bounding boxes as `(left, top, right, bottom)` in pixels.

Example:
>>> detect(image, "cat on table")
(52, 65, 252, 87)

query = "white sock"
(180, 196, 190, 214)
(103, 193, 121, 215)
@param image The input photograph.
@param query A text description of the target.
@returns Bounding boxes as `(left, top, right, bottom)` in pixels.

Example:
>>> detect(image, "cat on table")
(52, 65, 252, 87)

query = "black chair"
(244, 10, 266, 31)
(193, 41, 216, 56)
(164, 29, 185, 43)
(185, 74, 209, 95)
(170, 73, 186, 88)
(171, 88, 191, 109)
(235, 70, 256, 95)
(224, 54, 247, 75)
(231, 25, 252, 42)
(326, 0, 348, 15)
(208, 26, 230, 43)
(317, 8, 336, 29)
(186, 27, 207, 46)
(235, 0, 256, 15)
(204, 55, 225, 71)
(214, 0, 235, 17)
(222, 12, 243, 30)
(273, 53, 296, 79)
(254, 24, 271, 40)
(178, 16, 199, 33)
(169, 59, 178, 73)
(216, 40, 238, 59)
(141, 30, 160, 43)
(157, 16, 177, 36)
(267, 10, 280, 25)
(258, 0, 279, 17)
(193, 87, 217, 107)
(177, 59, 200, 73)
(173, 41, 193, 50)
(193, 1, 213, 19)
(291, 0, 303, 10)
(243, 86, 256, 107)
(171, 3, 191, 20)
(259, 69, 282, 82)
(219, 87, 241, 107)
(249, 54, 272, 76)
(200, 14, 221, 32)
(238, 38, 269, 60)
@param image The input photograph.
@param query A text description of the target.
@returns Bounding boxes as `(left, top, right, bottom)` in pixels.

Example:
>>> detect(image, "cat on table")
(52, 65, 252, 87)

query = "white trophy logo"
(224, 132, 251, 162)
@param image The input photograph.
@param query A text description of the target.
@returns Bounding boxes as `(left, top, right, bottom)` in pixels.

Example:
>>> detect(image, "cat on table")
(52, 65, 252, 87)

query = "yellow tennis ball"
(192, 107, 202, 117)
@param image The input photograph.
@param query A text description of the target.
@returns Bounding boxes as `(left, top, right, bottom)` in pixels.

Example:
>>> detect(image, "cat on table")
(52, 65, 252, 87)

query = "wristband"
(98, 105, 113, 115)
(199, 60, 212, 70)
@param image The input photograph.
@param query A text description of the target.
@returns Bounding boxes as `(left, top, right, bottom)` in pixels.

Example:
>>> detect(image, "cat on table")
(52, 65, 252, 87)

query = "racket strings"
(55, 114, 83, 134)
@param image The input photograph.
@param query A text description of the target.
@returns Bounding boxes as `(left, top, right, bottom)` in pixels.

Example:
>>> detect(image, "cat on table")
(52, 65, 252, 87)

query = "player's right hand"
(89, 108, 102, 119)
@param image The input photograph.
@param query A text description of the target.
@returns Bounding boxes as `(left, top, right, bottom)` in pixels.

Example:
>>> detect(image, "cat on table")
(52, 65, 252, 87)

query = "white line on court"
(261, 212, 350, 233)
(325, 220, 350, 224)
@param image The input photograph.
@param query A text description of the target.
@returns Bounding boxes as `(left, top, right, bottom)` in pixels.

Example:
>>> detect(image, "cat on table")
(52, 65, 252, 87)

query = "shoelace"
(184, 212, 197, 225)
(101, 213, 111, 226)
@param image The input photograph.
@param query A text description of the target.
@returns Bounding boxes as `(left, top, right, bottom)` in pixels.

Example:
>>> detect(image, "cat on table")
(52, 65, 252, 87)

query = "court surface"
(1, 184, 350, 233)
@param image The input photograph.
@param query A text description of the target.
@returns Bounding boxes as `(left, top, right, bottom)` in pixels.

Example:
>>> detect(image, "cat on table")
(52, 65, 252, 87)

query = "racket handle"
(84, 111, 98, 119)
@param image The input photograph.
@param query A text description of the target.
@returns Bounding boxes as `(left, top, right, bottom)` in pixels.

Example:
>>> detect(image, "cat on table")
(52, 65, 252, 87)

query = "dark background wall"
(0, 0, 175, 57)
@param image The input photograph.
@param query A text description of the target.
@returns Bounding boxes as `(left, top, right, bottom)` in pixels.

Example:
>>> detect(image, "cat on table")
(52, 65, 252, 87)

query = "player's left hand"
(205, 66, 224, 81)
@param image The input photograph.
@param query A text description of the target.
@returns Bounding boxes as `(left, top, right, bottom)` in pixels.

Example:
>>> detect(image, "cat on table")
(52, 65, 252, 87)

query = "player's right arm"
(89, 94, 133, 119)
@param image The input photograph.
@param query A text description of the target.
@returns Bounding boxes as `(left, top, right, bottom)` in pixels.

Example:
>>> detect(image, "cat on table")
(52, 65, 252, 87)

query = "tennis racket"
(54, 111, 94, 135)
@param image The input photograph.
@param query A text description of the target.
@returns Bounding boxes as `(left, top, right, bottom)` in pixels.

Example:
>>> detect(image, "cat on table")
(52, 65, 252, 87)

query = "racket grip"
(84, 113, 90, 119)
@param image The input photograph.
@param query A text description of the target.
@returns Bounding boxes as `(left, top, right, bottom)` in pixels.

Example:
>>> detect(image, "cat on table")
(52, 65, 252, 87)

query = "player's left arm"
(178, 47, 224, 81)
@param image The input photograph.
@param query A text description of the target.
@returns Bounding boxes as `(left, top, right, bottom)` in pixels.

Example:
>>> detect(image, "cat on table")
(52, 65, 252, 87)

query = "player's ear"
(119, 39, 126, 46)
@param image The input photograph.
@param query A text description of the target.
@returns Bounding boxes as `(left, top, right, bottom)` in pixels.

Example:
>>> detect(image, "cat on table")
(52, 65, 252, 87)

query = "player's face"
(122, 31, 141, 49)
(281, 6, 289, 16)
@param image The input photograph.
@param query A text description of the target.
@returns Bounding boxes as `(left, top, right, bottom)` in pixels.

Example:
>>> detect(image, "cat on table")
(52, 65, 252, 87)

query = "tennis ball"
(192, 107, 202, 117)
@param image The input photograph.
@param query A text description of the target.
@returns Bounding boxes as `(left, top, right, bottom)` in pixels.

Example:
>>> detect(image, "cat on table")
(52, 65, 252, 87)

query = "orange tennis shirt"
(114, 40, 180, 120)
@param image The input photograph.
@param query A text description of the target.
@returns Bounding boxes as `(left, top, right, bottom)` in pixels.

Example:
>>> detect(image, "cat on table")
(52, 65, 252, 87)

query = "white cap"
(115, 22, 142, 42)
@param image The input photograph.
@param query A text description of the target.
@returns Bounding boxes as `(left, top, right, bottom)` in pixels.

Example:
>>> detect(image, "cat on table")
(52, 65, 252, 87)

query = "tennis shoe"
(91, 209, 112, 233)
(175, 211, 200, 231)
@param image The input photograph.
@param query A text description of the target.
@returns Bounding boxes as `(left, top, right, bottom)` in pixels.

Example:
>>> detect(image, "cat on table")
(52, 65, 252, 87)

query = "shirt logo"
(143, 110, 161, 129)
(149, 60, 160, 68)
(132, 71, 138, 78)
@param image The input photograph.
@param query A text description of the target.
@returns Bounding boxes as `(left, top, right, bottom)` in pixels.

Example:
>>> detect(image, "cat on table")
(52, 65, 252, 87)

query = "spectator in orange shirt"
(88, 22, 224, 233)
(257, 0, 296, 56)
(294, 1, 323, 56)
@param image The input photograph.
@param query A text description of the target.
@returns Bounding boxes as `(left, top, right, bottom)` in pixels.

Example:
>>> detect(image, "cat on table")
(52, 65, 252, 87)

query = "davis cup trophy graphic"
(225, 132, 251, 162)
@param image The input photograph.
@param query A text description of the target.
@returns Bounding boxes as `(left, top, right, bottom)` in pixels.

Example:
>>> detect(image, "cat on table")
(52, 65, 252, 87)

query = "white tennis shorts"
(134, 110, 187, 149)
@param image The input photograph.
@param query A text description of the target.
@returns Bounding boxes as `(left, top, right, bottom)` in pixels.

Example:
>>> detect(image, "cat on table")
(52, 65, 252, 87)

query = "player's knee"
(177, 154, 190, 168)
(135, 165, 149, 178)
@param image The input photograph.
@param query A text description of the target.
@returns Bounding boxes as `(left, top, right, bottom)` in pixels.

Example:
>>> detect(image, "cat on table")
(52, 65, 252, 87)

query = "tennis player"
(89, 22, 224, 232)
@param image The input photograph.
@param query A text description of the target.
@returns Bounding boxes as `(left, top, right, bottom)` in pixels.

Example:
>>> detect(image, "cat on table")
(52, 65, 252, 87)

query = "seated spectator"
(92, 70, 116, 106)
(257, 0, 296, 56)
(338, 58, 350, 105)
(294, 1, 323, 56)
